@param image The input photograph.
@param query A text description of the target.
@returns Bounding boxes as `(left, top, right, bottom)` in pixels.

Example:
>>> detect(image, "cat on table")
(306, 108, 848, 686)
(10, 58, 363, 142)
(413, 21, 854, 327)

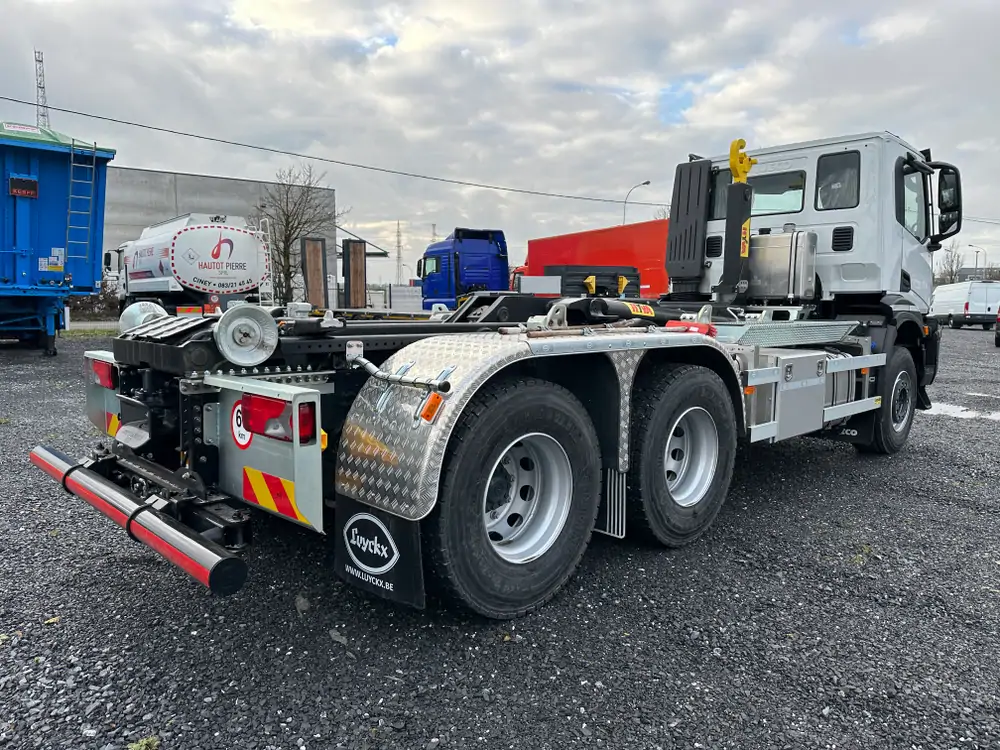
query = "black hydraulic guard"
(665, 159, 712, 296)
(715, 181, 754, 305)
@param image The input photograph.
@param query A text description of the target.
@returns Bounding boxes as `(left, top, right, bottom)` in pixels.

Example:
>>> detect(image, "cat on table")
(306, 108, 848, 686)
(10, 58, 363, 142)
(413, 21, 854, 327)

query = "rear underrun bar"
(29, 445, 247, 596)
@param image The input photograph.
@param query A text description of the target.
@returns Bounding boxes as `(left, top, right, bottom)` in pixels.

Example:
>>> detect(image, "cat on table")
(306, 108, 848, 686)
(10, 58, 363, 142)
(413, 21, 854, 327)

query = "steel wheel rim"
(482, 433, 573, 564)
(663, 407, 719, 508)
(890, 370, 913, 433)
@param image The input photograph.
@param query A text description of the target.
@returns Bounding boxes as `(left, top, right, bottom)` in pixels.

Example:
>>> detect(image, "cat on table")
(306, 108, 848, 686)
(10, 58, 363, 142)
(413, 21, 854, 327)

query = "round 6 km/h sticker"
(231, 402, 253, 449)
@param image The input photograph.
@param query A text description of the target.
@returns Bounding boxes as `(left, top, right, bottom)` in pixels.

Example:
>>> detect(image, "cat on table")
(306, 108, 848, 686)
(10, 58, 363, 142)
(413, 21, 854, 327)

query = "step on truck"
(30, 133, 962, 619)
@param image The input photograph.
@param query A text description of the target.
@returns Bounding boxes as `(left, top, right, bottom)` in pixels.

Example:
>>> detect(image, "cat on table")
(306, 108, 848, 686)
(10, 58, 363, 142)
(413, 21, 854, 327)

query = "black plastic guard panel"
(666, 159, 712, 283)
(334, 494, 426, 609)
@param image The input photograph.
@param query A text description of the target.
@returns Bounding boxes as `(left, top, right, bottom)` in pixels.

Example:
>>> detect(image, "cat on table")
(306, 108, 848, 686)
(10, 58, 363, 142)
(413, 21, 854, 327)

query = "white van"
(929, 280, 1000, 329)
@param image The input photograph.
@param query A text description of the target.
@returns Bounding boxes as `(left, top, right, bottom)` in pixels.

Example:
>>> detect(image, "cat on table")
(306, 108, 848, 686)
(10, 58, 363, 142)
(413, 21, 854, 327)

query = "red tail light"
(91, 360, 115, 389)
(241, 394, 316, 445)
(297, 402, 316, 444)
(964, 301, 969, 314)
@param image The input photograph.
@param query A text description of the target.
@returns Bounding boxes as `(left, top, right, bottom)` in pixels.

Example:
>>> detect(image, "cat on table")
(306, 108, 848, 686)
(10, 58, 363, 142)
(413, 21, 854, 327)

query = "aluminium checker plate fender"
(333, 327, 742, 523)
(331, 326, 741, 606)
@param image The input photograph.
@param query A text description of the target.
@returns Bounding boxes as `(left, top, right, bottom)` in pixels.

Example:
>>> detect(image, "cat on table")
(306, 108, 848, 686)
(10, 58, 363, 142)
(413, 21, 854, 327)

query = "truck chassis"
(29, 290, 935, 618)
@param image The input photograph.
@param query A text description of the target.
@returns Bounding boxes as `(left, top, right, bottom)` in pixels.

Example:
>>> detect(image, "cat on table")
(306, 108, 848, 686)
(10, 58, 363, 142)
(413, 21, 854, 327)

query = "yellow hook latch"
(729, 139, 757, 184)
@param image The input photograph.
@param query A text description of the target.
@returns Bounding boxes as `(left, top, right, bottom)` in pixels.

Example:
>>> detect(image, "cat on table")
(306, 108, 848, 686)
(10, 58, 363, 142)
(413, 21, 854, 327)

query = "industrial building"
(104, 165, 385, 267)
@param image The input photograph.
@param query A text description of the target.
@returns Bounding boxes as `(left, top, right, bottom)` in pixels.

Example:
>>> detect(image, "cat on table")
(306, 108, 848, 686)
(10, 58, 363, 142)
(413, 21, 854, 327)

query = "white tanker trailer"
(108, 214, 270, 315)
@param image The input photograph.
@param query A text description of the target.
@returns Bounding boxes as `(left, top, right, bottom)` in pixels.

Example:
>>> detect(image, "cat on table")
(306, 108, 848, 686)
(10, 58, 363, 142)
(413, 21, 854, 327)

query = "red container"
(526, 219, 670, 298)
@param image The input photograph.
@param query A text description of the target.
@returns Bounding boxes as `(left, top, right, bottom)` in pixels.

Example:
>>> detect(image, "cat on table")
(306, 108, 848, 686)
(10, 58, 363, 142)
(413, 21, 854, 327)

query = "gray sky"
(2, 0, 998, 281)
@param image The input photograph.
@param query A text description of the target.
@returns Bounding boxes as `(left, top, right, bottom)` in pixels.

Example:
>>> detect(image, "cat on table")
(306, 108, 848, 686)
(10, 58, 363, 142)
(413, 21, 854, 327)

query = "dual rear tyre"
(425, 365, 738, 618)
(626, 364, 738, 547)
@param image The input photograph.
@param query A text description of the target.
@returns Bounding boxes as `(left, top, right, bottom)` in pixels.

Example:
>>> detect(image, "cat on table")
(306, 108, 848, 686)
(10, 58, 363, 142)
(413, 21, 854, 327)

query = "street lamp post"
(969, 244, 986, 278)
(623, 180, 651, 224)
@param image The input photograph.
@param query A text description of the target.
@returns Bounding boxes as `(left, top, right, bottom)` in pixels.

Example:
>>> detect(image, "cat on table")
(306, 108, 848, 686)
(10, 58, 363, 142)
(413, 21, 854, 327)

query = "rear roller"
(627, 363, 738, 547)
(424, 376, 601, 619)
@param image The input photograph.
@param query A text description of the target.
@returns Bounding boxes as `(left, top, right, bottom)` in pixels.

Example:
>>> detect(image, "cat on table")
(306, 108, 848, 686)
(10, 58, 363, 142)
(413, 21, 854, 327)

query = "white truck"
(31, 132, 962, 619)
(929, 279, 1000, 330)
(103, 213, 270, 316)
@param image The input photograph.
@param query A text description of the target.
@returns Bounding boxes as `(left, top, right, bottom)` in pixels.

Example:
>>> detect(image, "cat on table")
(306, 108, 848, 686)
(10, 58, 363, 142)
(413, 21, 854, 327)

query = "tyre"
(994, 333, 1000, 348)
(627, 364, 738, 548)
(983, 323, 994, 331)
(424, 376, 601, 619)
(948, 316, 960, 329)
(855, 346, 917, 455)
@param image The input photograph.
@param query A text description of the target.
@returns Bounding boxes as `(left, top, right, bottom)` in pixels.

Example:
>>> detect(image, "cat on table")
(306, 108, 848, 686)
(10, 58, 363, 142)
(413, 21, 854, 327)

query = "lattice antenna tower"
(395, 220, 404, 285)
(34, 49, 50, 128)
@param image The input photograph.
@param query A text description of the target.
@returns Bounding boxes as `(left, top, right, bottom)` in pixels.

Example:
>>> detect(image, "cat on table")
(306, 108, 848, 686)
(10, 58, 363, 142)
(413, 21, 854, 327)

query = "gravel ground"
(1, 329, 998, 750)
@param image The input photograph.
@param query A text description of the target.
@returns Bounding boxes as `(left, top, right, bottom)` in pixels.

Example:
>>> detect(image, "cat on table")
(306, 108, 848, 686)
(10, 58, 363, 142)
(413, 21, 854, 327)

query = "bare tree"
(934, 238, 964, 286)
(653, 205, 669, 220)
(255, 162, 350, 304)
(984, 264, 1000, 281)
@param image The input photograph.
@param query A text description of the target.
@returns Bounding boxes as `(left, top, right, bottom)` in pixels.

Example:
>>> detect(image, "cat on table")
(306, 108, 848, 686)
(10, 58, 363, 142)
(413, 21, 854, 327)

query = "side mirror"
(103, 252, 111, 270)
(416, 258, 424, 278)
(928, 162, 963, 251)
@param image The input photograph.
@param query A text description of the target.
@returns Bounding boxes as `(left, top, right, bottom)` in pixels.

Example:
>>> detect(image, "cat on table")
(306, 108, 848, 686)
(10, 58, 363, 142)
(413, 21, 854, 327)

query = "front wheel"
(983, 323, 994, 331)
(424, 377, 601, 619)
(855, 346, 917, 455)
(627, 364, 738, 548)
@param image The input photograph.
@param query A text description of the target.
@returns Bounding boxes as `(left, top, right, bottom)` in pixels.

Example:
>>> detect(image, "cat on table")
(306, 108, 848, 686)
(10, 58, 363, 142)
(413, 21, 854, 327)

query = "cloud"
(1, 0, 998, 277)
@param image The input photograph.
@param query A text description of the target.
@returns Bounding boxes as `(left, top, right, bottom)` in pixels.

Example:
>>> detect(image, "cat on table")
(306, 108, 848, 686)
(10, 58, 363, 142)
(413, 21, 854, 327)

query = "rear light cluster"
(91, 359, 115, 389)
(965, 301, 970, 314)
(240, 393, 316, 445)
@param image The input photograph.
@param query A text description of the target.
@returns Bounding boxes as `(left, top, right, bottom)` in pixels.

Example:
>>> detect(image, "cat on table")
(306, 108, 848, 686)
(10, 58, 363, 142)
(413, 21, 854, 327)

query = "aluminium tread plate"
(714, 320, 858, 348)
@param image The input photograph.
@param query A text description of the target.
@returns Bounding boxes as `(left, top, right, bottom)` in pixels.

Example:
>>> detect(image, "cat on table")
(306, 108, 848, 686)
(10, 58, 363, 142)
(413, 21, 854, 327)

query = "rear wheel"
(949, 316, 961, 329)
(627, 364, 737, 548)
(983, 323, 993, 331)
(424, 377, 601, 619)
(855, 346, 917, 455)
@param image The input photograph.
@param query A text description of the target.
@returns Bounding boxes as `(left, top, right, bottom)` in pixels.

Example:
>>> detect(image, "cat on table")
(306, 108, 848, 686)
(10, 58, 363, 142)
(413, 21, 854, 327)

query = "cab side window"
(424, 257, 440, 276)
(709, 169, 806, 220)
(815, 151, 860, 210)
(896, 160, 929, 241)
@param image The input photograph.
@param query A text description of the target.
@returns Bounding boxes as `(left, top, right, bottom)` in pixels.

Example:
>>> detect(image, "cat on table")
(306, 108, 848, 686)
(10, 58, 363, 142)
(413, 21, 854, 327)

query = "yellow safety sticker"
(874, 396, 882, 407)
(624, 302, 655, 316)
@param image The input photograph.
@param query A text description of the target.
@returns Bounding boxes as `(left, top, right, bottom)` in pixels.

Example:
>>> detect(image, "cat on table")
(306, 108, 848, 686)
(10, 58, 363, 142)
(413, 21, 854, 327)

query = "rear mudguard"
(334, 328, 740, 522)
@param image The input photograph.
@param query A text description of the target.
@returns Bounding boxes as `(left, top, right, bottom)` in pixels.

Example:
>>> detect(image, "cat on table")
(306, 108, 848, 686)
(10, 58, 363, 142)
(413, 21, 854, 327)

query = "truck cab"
(673, 132, 961, 313)
(102, 241, 130, 296)
(417, 228, 509, 310)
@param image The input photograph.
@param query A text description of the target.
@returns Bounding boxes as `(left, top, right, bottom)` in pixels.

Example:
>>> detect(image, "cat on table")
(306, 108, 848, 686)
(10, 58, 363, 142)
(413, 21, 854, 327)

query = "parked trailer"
(30, 134, 963, 618)
(0, 122, 114, 354)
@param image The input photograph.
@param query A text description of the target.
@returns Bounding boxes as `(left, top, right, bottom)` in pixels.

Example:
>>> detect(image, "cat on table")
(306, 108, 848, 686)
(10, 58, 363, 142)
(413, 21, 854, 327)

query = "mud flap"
(822, 409, 876, 445)
(333, 495, 426, 609)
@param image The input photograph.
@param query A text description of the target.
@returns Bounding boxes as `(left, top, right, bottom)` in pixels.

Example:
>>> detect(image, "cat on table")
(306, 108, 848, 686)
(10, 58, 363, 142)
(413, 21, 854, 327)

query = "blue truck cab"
(417, 228, 508, 310)
(1, 122, 114, 354)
